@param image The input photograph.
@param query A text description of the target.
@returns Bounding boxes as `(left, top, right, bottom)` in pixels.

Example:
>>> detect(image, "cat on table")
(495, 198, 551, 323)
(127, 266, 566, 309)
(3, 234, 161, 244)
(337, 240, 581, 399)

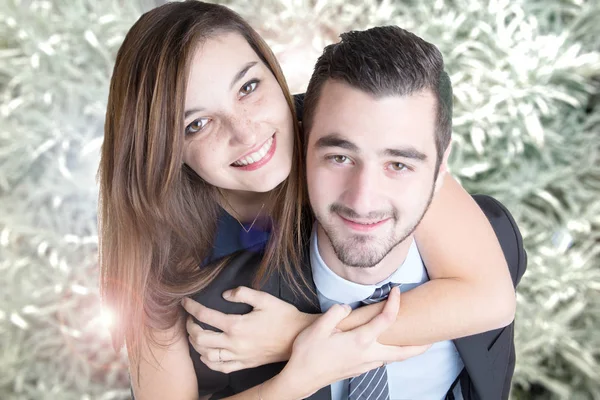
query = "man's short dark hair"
(303, 25, 453, 168)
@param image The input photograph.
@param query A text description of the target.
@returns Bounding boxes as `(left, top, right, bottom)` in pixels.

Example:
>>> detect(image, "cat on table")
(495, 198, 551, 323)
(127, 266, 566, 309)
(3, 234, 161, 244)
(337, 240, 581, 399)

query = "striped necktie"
(348, 282, 401, 400)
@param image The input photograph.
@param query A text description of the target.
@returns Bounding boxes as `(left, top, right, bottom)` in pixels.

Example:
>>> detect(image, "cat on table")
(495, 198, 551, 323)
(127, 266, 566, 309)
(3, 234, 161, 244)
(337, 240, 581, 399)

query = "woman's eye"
(389, 162, 407, 171)
(239, 80, 259, 97)
(185, 118, 210, 136)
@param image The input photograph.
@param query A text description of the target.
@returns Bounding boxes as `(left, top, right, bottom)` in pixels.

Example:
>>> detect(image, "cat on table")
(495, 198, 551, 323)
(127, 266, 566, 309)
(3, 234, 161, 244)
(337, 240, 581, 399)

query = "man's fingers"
(309, 304, 352, 337)
(222, 286, 272, 309)
(351, 286, 400, 341)
(182, 297, 230, 332)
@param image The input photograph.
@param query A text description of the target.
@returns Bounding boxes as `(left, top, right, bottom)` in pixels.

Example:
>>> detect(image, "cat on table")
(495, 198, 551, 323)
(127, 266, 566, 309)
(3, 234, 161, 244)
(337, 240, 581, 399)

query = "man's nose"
(342, 165, 380, 216)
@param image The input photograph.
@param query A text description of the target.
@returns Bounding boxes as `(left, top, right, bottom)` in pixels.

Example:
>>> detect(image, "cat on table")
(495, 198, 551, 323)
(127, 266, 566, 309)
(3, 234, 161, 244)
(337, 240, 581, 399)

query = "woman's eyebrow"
(229, 61, 258, 90)
(185, 61, 259, 119)
(184, 106, 205, 119)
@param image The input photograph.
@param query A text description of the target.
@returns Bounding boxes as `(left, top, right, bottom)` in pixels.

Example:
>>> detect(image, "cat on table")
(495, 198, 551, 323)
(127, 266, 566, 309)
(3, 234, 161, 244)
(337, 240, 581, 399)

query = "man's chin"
(344, 261, 380, 269)
(338, 233, 381, 247)
(338, 257, 383, 269)
(333, 245, 386, 268)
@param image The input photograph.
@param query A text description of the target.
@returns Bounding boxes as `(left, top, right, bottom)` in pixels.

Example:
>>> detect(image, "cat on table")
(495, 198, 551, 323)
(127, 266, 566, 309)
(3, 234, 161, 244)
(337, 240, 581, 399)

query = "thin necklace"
(219, 190, 265, 234)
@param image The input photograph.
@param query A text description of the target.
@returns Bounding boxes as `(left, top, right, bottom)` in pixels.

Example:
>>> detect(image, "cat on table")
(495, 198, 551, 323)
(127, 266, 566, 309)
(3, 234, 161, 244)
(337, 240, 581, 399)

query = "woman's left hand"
(182, 286, 317, 373)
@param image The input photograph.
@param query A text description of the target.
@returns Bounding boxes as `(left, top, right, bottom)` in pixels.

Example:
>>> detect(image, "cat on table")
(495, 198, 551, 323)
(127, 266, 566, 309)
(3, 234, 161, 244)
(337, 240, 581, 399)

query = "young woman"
(98, 1, 516, 399)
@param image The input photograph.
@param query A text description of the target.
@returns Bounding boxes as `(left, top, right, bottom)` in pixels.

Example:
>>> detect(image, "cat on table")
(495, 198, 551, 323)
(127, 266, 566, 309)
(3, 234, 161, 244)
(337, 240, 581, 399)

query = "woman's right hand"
(276, 287, 431, 399)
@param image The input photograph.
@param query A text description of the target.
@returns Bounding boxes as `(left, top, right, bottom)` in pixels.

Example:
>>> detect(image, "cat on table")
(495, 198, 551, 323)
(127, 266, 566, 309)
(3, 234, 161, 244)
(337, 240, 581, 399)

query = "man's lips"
(337, 214, 391, 232)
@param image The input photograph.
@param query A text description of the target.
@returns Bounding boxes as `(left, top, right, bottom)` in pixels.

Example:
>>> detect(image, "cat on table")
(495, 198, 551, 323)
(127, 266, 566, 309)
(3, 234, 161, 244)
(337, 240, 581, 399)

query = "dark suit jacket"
(189, 195, 527, 400)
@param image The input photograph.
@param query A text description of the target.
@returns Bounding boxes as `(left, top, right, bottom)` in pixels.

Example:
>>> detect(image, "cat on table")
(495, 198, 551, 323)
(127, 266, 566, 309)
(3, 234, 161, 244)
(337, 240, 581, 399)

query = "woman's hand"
(278, 287, 431, 399)
(182, 287, 317, 373)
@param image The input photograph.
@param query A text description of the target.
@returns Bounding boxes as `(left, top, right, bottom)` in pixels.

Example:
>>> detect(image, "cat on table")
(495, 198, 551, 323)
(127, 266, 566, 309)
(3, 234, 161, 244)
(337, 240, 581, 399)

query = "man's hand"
(278, 287, 431, 398)
(183, 287, 317, 373)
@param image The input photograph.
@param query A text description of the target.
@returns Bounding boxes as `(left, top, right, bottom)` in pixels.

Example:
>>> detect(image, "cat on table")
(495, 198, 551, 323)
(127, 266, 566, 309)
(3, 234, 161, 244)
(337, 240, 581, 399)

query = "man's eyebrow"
(184, 61, 259, 119)
(313, 134, 359, 152)
(229, 61, 258, 90)
(382, 147, 428, 161)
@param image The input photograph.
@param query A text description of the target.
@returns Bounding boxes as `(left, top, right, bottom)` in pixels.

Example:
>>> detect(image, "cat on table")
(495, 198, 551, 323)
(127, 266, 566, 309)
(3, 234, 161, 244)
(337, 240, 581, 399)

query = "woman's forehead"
(185, 32, 264, 107)
(188, 33, 261, 85)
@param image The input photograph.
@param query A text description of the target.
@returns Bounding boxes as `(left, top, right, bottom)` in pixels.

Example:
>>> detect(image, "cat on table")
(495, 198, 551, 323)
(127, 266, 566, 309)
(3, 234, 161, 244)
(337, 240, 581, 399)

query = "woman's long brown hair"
(98, 0, 310, 370)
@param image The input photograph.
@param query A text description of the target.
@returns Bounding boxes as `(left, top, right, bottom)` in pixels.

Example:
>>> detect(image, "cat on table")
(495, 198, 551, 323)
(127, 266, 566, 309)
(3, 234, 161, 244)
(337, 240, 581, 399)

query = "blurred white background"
(1, 0, 599, 399)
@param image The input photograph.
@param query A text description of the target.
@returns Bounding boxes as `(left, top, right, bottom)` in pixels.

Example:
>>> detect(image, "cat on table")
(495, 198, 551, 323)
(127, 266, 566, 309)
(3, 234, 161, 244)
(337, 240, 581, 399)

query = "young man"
(299, 26, 471, 399)
(186, 26, 526, 400)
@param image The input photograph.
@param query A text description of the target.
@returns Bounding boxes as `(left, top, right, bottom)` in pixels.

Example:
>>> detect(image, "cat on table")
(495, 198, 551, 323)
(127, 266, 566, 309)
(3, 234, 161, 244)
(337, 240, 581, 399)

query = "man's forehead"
(310, 82, 438, 156)
(318, 79, 436, 104)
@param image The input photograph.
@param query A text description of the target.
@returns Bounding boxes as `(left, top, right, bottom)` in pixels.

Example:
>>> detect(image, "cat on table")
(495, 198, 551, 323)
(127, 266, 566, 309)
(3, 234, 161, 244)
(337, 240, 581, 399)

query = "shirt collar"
(310, 223, 425, 304)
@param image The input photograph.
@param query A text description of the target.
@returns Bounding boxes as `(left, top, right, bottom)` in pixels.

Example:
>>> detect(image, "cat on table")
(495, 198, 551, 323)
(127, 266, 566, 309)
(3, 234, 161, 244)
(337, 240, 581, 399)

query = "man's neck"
(316, 224, 413, 285)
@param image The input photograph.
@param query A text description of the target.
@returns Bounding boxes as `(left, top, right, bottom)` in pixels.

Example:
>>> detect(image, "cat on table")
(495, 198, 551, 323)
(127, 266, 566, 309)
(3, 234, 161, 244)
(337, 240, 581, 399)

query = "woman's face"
(182, 32, 294, 194)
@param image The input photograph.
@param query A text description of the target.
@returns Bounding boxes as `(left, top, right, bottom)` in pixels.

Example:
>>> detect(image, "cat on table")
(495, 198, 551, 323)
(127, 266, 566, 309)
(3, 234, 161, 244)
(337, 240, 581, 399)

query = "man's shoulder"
(471, 194, 527, 287)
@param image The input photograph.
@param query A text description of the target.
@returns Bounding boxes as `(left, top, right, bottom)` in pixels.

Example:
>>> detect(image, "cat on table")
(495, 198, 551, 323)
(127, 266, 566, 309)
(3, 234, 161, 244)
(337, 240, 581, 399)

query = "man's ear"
(433, 140, 452, 194)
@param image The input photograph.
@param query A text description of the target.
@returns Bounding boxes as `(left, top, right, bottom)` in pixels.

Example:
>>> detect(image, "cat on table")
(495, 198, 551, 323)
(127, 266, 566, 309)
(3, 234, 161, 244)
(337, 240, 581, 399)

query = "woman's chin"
(244, 168, 291, 193)
(249, 177, 287, 193)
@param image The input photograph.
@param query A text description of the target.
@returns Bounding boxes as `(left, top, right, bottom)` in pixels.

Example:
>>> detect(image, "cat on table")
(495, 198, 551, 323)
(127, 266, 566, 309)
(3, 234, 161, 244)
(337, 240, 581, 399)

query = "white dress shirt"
(310, 226, 464, 400)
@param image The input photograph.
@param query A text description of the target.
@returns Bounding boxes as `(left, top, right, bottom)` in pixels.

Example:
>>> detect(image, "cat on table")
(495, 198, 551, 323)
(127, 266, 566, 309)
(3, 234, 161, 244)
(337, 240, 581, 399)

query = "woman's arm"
(221, 288, 429, 400)
(337, 174, 516, 345)
(129, 318, 288, 400)
(130, 320, 199, 400)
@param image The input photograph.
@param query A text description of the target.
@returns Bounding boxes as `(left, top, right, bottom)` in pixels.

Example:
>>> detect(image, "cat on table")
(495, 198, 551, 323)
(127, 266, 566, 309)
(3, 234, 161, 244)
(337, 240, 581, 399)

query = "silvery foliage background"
(1, 0, 599, 398)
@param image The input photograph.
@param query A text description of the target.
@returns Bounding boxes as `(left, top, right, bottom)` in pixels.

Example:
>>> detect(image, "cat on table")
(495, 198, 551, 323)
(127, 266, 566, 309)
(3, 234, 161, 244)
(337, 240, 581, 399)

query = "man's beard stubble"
(319, 189, 435, 269)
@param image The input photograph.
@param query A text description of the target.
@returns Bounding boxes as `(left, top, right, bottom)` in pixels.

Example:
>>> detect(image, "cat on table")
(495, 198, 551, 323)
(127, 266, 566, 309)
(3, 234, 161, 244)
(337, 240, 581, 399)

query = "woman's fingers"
(381, 286, 401, 318)
(200, 347, 237, 363)
(306, 303, 352, 338)
(183, 293, 308, 371)
(222, 286, 276, 309)
(186, 316, 228, 351)
(375, 343, 432, 364)
(200, 355, 245, 374)
(186, 316, 239, 367)
(338, 288, 430, 366)
(350, 287, 400, 342)
(182, 297, 230, 332)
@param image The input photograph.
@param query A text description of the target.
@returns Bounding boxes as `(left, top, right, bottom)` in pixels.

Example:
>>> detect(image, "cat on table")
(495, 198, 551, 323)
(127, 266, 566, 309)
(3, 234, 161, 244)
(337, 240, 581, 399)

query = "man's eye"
(185, 118, 210, 136)
(240, 80, 259, 97)
(331, 155, 349, 164)
(389, 162, 407, 171)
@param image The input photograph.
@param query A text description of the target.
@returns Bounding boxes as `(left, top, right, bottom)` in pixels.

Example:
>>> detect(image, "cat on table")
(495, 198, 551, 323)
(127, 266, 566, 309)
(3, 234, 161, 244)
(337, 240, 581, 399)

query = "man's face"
(306, 80, 444, 268)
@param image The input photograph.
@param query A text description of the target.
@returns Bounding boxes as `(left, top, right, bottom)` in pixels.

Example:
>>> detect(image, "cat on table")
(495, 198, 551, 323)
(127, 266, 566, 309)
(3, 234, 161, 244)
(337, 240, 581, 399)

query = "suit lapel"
(280, 238, 322, 314)
(420, 261, 491, 400)
(453, 336, 487, 399)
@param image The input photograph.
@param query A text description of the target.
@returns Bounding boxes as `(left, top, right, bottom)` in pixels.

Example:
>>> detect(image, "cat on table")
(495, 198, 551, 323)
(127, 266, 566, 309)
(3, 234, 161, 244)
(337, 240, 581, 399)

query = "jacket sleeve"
(472, 194, 527, 288)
